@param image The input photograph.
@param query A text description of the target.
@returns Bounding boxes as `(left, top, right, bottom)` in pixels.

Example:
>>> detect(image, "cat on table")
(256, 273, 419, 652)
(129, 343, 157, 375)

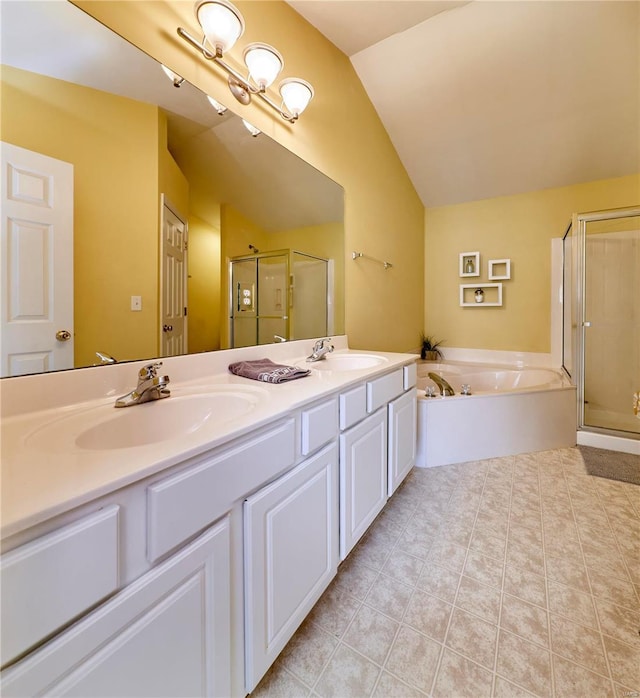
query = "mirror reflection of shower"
(229, 250, 330, 348)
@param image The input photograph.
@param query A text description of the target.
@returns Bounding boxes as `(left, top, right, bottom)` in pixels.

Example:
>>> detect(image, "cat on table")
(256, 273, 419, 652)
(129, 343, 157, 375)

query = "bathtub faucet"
(428, 372, 455, 397)
(115, 362, 170, 407)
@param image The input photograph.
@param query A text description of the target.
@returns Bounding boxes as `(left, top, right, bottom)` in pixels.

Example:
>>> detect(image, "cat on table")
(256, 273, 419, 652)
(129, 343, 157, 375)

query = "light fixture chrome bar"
(352, 251, 393, 270)
(177, 27, 299, 123)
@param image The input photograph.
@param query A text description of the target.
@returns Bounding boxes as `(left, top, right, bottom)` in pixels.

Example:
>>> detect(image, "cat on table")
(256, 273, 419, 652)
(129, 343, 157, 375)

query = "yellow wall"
(188, 213, 221, 353)
(1, 65, 160, 367)
(73, 0, 425, 353)
(425, 174, 640, 354)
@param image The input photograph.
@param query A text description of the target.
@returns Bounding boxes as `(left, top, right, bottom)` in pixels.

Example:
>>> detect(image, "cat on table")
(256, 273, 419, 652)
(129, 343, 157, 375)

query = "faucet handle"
(139, 362, 163, 379)
(314, 337, 333, 351)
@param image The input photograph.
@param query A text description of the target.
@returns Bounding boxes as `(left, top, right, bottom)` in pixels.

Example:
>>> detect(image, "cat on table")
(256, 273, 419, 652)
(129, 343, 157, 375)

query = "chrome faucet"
(273, 334, 287, 343)
(115, 362, 170, 407)
(307, 337, 334, 362)
(95, 351, 117, 365)
(428, 372, 455, 397)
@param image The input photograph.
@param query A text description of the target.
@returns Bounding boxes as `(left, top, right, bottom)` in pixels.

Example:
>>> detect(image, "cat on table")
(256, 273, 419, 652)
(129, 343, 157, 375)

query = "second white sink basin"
(26, 386, 266, 453)
(306, 353, 388, 371)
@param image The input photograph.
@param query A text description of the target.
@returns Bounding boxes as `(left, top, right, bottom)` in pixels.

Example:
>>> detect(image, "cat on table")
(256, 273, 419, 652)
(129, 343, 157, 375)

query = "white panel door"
(387, 388, 417, 496)
(160, 200, 187, 357)
(244, 443, 338, 693)
(1, 142, 73, 376)
(339, 408, 388, 560)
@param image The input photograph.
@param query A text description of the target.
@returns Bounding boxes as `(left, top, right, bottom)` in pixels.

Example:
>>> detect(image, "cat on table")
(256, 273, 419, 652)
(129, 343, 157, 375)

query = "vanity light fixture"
(242, 119, 261, 137)
(177, 0, 314, 123)
(161, 64, 185, 87)
(207, 94, 228, 114)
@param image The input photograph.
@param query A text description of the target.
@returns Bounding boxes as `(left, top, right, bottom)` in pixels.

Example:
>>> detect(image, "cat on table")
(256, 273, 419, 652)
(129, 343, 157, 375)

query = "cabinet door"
(1, 519, 231, 698)
(244, 443, 338, 693)
(388, 388, 417, 496)
(339, 408, 387, 560)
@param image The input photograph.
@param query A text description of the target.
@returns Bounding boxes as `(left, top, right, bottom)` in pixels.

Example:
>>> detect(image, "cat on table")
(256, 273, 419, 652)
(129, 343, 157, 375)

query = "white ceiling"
(288, 0, 640, 207)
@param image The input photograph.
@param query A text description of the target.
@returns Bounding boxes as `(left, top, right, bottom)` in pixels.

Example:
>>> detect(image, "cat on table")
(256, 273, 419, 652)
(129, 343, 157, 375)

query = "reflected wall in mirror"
(0, 0, 344, 378)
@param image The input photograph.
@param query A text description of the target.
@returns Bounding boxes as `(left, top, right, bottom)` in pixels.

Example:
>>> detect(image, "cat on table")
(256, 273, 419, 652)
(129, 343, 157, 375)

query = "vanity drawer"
(0, 506, 120, 668)
(403, 362, 417, 390)
(147, 419, 296, 563)
(367, 369, 404, 413)
(339, 384, 367, 430)
(301, 398, 338, 456)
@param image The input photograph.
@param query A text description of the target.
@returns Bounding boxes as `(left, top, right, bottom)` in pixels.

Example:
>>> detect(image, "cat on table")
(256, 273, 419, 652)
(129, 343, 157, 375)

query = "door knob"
(163, 324, 173, 332)
(55, 330, 71, 341)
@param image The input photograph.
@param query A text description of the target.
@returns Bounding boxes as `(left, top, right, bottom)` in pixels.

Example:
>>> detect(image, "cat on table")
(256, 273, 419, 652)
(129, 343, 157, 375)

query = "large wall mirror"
(0, 0, 344, 378)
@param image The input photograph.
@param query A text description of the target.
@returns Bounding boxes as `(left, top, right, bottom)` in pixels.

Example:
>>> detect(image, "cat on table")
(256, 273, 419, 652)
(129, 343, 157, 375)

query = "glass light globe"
(243, 43, 283, 89)
(279, 78, 314, 117)
(195, 0, 245, 54)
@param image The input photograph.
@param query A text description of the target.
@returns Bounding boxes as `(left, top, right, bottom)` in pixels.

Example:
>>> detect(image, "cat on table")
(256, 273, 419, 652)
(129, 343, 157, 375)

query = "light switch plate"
(131, 295, 142, 311)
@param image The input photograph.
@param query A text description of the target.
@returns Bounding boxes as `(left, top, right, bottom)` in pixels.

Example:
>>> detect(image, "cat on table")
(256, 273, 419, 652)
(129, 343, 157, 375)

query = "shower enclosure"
(562, 206, 640, 446)
(229, 249, 330, 348)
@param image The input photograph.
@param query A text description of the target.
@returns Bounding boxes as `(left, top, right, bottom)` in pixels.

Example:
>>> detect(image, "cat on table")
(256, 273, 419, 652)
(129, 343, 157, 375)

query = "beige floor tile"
(506, 540, 546, 577)
(252, 663, 312, 697)
(427, 540, 468, 573)
(431, 648, 494, 697)
(445, 608, 498, 669)
(278, 619, 338, 687)
(314, 644, 380, 698)
(493, 675, 537, 697)
(396, 520, 436, 560)
(595, 597, 640, 649)
(500, 593, 550, 649)
(602, 635, 640, 690)
(503, 565, 547, 608)
(333, 558, 379, 600)
(403, 589, 452, 642)
(549, 613, 609, 676)
(384, 625, 441, 694)
(496, 630, 553, 697)
(381, 549, 423, 587)
(455, 575, 501, 624)
(509, 522, 543, 547)
(552, 654, 615, 698)
(547, 580, 598, 630)
(371, 671, 428, 697)
(587, 569, 640, 611)
(306, 583, 361, 638)
(474, 511, 510, 540)
(364, 573, 413, 622)
(463, 548, 505, 589)
(343, 604, 398, 665)
(469, 528, 507, 560)
(545, 554, 590, 592)
(416, 562, 460, 603)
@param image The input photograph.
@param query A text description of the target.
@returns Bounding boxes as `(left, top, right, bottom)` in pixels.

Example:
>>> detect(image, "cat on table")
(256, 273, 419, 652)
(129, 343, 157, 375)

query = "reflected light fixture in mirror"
(178, 0, 314, 122)
(242, 119, 261, 137)
(160, 64, 185, 88)
(206, 94, 228, 114)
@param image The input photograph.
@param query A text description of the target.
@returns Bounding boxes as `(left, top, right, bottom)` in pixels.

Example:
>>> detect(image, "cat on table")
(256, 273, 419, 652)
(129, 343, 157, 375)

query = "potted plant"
(420, 333, 444, 361)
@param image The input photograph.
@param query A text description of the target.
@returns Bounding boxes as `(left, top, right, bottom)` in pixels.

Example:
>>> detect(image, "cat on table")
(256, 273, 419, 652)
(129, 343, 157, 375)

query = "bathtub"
(416, 361, 577, 468)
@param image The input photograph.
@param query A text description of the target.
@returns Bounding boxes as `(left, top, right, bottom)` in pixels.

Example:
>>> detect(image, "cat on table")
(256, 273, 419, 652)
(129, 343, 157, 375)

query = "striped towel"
(229, 358, 310, 384)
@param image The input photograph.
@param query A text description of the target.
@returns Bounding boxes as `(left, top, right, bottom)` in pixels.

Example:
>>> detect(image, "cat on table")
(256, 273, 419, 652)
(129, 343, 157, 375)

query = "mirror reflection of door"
(160, 200, 187, 357)
(291, 252, 328, 340)
(230, 258, 258, 348)
(1, 142, 73, 377)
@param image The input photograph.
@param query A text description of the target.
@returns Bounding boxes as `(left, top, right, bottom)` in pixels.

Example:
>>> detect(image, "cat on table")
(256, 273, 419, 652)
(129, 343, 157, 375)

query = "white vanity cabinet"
(339, 365, 417, 559)
(1, 517, 231, 698)
(244, 441, 339, 692)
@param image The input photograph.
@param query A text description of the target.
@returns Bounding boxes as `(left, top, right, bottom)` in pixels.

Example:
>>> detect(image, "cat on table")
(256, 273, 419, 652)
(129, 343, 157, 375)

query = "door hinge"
(184, 241, 188, 251)
(184, 306, 188, 317)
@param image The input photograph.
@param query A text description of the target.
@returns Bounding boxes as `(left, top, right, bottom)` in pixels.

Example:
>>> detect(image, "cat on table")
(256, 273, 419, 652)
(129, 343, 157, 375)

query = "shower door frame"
(572, 205, 640, 439)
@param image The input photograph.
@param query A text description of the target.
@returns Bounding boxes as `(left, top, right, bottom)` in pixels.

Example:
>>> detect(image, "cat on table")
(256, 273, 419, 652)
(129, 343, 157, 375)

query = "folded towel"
(229, 358, 310, 384)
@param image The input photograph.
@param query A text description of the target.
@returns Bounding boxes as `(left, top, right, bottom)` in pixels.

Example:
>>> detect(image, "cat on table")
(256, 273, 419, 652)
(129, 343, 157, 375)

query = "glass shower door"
(256, 254, 289, 345)
(582, 212, 639, 436)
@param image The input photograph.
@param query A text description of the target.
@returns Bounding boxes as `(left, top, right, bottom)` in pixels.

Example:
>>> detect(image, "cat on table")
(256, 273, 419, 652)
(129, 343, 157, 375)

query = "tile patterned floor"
(252, 447, 640, 698)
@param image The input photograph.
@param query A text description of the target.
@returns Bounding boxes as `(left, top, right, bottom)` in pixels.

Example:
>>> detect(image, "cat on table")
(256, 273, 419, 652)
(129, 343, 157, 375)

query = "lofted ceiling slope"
(287, 0, 640, 207)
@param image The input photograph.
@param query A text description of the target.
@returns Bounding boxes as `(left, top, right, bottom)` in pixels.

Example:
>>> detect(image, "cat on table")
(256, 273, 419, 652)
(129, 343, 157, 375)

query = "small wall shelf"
(459, 283, 503, 307)
(488, 258, 511, 280)
(459, 251, 480, 277)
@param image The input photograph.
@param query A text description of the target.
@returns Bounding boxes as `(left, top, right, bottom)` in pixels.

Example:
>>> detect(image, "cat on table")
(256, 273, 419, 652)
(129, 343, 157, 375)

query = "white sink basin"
(305, 353, 388, 371)
(26, 386, 265, 452)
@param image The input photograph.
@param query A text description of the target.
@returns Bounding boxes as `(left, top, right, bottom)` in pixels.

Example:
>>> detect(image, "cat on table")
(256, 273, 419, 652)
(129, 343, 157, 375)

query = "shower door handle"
(583, 321, 592, 327)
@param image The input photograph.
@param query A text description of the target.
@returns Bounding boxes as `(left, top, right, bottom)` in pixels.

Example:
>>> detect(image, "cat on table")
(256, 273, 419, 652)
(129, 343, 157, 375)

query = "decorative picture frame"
(459, 251, 480, 277)
(488, 258, 511, 280)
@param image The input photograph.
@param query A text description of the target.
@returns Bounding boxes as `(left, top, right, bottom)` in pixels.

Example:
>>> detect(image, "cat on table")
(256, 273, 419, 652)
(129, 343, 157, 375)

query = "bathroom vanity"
(0, 337, 417, 697)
